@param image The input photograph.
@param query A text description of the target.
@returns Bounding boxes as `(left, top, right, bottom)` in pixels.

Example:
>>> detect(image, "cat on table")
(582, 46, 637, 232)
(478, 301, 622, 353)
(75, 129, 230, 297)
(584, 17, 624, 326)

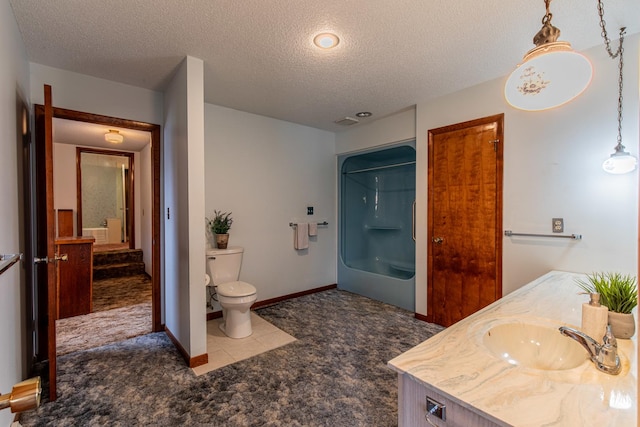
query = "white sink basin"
(483, 323, 588, 370)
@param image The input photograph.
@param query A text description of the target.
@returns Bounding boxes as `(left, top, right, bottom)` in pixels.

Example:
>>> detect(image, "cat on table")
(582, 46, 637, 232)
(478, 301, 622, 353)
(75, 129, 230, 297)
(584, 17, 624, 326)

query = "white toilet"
(205, 246, 257, 338)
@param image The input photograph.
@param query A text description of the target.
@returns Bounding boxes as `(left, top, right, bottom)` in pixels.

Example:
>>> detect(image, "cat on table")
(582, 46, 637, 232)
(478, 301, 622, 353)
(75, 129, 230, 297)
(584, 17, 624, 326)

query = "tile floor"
(192, 312, 297, 376)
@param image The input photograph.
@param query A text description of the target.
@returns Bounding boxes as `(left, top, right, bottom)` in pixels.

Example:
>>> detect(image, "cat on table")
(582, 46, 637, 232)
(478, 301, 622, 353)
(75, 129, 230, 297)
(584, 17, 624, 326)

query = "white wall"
(163, 68, 182, 342)
(204, 104, 337, 307)
(417, 34, 639, 304)
(335, 108, 416, 155)
(185, 57, 206, 357)
(163, 56, 207, 358)
(336, 35, 639, 316)
(140, 143, 152, 274)
(30, 65, 162, 276)
(52, 143, 78, 233)
(30, 64, 162, 126)
(0, 0, 30, 425)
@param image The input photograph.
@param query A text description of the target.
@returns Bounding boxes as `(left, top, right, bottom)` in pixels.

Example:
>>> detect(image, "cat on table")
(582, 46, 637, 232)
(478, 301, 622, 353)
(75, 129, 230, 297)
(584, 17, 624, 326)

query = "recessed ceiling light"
(355, 112, 372, 118)
(313, 33, 339, 49)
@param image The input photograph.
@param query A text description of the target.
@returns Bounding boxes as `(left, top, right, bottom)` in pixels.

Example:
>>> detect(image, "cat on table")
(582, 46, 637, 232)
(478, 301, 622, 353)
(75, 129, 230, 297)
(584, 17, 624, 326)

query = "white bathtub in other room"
(82, 227, 108, 245)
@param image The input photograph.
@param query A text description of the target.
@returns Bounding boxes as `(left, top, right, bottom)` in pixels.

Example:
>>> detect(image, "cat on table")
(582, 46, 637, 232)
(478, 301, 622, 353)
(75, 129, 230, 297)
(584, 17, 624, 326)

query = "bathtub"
(82, 227, 108, 245)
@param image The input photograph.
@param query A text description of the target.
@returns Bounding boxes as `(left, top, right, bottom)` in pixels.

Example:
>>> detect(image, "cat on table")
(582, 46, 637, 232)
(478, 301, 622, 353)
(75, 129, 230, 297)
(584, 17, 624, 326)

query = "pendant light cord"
(542, 0, 552, 24)
(597, 0, 626, 151)
(597, 1, 624, 59)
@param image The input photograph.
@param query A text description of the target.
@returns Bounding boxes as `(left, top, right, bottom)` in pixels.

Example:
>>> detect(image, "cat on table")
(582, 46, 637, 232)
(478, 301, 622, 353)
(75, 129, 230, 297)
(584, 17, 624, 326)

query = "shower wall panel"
(338, 143, 416, 311)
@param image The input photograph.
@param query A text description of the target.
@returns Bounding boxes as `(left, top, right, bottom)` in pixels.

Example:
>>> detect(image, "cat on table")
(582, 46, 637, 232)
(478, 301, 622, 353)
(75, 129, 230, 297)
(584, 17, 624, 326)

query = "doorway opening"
(33, 104, 162, 367)
(50, 107, 160, 331)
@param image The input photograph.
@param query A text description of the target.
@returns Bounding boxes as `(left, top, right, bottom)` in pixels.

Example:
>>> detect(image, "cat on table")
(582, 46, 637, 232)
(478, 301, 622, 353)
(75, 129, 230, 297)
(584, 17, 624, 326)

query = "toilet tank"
(206, 246, 244, 285)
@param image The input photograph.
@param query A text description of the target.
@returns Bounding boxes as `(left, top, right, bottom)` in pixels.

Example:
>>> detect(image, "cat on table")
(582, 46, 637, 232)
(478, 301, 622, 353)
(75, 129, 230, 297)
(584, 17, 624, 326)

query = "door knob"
(432, 237, 444, 244)
(54, 253, 68, 262)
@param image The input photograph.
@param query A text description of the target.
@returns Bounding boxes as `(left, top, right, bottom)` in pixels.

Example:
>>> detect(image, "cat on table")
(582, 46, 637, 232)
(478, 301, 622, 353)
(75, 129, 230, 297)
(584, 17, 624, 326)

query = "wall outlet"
(552, 218, 564, 233)
(307, 206, 314, 215)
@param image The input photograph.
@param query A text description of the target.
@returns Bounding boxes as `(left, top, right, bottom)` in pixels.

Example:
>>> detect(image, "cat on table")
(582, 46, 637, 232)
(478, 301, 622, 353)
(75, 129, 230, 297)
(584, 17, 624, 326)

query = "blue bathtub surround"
(338, 143, 416, 310)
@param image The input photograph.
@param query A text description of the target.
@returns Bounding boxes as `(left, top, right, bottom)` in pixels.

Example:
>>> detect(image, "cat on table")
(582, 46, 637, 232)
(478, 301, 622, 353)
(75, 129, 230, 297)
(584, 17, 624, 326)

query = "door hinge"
(489, 139, 499, 152)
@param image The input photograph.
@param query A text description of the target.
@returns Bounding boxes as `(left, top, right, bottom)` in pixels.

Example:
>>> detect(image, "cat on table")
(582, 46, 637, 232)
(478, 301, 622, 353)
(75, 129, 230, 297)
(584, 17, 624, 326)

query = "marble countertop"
(388, 271, 637, 426)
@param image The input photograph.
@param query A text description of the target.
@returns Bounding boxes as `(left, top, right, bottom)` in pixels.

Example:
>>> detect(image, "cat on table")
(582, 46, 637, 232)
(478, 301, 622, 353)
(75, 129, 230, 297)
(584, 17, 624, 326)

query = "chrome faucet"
(559, 325, 621, 375)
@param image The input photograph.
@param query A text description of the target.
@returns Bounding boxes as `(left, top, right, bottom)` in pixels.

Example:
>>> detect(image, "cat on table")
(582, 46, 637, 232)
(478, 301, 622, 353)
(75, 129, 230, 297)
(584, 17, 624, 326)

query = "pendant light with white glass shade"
(504, 0, 592, 111)
(596, 0, 636, 174)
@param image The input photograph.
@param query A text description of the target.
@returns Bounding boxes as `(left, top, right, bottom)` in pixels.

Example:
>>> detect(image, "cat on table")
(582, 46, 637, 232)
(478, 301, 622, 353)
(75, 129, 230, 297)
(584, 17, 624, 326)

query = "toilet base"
(219, 307, 253, 339)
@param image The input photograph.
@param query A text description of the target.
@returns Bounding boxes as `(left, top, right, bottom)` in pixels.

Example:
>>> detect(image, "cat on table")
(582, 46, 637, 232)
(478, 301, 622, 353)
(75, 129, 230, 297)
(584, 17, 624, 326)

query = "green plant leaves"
(575, 272, 638, 314)
(206, 210, 233, 234)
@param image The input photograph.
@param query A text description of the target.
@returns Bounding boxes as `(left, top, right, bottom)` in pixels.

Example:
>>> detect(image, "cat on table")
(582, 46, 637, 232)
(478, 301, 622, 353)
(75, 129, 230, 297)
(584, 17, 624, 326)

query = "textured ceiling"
(9, 0, 640, 133)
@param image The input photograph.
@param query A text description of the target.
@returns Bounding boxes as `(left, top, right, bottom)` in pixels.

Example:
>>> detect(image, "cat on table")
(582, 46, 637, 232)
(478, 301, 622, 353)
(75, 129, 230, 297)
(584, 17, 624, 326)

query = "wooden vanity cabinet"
(398, 374, 508, 427)
(55, 236, 95, 319)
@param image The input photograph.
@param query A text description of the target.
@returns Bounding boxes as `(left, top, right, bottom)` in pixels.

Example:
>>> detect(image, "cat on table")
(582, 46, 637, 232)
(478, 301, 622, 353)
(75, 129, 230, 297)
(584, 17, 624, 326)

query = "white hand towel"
(308, 222, 318, 237)
(294, 223, 309, 250)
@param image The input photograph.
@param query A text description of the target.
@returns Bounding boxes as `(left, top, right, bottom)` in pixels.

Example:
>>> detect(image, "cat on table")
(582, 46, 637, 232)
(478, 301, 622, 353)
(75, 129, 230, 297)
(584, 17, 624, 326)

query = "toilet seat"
(216, 281, 256, 297)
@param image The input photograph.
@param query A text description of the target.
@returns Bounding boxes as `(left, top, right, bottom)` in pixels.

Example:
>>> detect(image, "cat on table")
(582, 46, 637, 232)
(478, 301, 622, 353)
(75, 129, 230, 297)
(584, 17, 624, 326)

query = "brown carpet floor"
(92, 273, 152, 312)
(24, 289, 445, 426)
(56, 273, 152, 356)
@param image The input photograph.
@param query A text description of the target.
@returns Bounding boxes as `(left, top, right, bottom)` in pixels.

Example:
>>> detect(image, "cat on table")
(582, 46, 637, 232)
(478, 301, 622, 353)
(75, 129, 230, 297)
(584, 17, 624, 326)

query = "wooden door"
(427, 114, 503, 327)
(33, 85, 58, 400)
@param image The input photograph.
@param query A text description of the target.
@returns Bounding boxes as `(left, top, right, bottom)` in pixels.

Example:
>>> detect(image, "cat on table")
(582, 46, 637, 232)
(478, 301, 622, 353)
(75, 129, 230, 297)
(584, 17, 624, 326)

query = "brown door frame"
(76, 147, 136, 248)
(426, 113, 504, 325)
(33, 86, 58, 399)
(35, 105, 162, 336)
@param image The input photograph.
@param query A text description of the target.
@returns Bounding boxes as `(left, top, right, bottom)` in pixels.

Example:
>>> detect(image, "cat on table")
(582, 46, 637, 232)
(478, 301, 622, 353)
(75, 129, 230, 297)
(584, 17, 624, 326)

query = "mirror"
(77, 148, 134, 248)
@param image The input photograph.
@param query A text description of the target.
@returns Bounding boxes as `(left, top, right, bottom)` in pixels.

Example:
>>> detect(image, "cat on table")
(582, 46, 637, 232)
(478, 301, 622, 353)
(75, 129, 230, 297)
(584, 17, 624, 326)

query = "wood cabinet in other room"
(55, 236, 95, 319)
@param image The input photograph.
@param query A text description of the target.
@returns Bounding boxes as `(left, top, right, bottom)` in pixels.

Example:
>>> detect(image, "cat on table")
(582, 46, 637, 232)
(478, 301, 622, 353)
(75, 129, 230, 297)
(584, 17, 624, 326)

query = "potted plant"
(207, 210, 233, 249)
(576, 272, 638, 339)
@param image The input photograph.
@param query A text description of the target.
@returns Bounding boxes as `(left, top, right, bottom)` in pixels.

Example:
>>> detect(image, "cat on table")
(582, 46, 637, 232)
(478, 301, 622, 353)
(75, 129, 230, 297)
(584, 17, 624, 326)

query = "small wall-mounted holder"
(0, 377, 41, 413)
(0, 253, 22, 277)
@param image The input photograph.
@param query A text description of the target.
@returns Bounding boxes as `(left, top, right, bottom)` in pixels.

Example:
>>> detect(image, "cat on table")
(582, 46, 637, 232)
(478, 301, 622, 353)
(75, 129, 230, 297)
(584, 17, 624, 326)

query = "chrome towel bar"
(289, 221, 329, 227)
(504, 230, 582, 240)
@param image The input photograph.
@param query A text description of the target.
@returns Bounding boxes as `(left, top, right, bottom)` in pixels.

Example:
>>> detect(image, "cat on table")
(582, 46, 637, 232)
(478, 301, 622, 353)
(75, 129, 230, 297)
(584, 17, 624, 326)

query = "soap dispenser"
(581, 292, 608, 343)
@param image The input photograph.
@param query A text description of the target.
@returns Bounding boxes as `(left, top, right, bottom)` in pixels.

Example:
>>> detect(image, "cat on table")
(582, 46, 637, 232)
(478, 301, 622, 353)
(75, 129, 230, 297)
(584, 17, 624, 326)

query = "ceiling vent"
(334, 117, 359, 126)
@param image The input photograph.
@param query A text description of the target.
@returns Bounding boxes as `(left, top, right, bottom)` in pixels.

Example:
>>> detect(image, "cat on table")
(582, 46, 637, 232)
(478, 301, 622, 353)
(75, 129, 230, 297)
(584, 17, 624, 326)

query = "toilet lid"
(217, 281, 256, 297)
